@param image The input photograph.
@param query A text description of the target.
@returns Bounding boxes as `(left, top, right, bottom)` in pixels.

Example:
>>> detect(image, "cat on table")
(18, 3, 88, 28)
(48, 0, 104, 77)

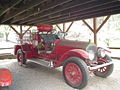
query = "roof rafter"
(1, 0, 48, 23)
(0, 0, 22, 17)
(11, 0, 72, 23)
(28, 0, 117, 24)
(45, 8, 120, 25)
(19, 0, 95, 24)
(34, 4, 120, 25)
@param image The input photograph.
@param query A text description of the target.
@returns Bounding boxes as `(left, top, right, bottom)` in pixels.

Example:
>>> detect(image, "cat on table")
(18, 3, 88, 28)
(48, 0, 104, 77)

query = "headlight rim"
(87, 50, 95, 61)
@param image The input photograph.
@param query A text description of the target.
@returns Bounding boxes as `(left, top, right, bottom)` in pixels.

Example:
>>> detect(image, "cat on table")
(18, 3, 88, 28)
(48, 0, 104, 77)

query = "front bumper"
(88, 61, 113, 70)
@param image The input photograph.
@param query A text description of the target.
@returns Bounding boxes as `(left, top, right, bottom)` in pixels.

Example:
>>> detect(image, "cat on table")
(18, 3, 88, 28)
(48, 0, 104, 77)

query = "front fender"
(59, 49, 89, 62)
(14, 45, 21, 55)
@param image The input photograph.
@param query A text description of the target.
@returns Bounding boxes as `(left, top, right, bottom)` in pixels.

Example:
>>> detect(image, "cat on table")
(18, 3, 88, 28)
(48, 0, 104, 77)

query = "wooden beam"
(93, 18, 97, 30)
(63, 23, 65, 32)
(12, 0, 71, 23)
(0, 47, 14, 50)
(23, 26, 32, 35)
(19, 0, 92, 24)
(111, 57, 120, 60)
(9, 25, 20, 35)
(56, 25, 62, 31)
(28, 0, 120, 24)
(108, 47, 120, 49)
(82, 20, 94, 32)
(23, 0, 116, 24)
(1, 0, 47, 23)
(96, 15, 111, 33)
(0, 0, 22, 16)
(93, 18, 97, 45)
(47, 6, 120, 25)
(20, 25, 22, 35)
(33, 2, 120, 25)
(66, 22, 74, 32)
(19, 0, 95, 24)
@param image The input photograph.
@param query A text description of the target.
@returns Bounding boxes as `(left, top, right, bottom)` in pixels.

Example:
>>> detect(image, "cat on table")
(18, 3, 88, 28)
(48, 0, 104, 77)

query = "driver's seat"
(40, 34, 59, 52)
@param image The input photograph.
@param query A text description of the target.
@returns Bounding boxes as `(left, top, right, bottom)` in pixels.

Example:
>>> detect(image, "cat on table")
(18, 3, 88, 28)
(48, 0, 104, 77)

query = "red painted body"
(14, 25, 90, 68)
(14, 24, 111, 68)
(14, 39, 89, 68)
(0, 68, 12, 87)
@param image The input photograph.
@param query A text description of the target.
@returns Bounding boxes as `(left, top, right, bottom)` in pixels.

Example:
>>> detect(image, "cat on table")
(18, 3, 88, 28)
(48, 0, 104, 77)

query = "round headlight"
(88, 50, 95, 60)
(98, 49, 106, 58)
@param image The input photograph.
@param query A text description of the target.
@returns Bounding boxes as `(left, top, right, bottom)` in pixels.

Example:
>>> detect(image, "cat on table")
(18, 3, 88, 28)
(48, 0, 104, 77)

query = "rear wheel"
(17, 49, 26, 66)
(63, 57, 89, 89)
(94, 55, 113, 78)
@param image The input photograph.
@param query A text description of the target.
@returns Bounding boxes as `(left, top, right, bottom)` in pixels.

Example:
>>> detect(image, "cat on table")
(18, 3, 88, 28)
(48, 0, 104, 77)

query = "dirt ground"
(0, 59, 120, 90)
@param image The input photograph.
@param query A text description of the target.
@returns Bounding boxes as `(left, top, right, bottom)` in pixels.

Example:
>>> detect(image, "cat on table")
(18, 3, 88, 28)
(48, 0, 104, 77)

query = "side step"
(28, 58, 54, 68)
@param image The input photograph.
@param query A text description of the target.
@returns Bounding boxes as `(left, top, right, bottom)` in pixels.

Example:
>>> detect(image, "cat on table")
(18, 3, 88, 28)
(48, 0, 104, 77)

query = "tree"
(3, 26, 11, 41)
(0, 32, 4, 38)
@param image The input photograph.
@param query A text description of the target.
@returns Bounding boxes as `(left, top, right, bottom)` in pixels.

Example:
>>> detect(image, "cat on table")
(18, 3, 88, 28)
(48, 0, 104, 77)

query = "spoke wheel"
(65, 63, 82, 86)
(17, 49, 26, 66)
(94, 56, 113, 78)
(63, 57, 89, 89)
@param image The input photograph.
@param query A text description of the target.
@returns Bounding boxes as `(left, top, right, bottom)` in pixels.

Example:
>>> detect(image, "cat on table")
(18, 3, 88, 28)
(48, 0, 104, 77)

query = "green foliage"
(116, 28, 120, 32)
(0, 32, 4, 38)
(104, 38, 111, 46)
(1, 25, 12, 41)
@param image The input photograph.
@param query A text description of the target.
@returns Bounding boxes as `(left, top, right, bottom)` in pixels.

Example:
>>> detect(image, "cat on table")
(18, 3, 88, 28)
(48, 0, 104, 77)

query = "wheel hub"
(65, 63, 82, 86)
(70, 72, 75, 76)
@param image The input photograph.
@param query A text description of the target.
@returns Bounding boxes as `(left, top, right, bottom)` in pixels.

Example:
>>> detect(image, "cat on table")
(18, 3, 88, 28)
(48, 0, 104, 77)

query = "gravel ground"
(0, 59, 120, 90)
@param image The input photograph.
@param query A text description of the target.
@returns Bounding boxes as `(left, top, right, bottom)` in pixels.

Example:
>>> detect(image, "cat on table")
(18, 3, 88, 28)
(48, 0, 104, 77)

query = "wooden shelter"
(0, 0, 120, 59)
(0, 0, 119, 25)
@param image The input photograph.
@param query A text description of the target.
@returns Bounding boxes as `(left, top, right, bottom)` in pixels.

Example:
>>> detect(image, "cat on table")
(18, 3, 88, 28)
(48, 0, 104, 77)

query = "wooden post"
(56, 24, 63, 32)
(63, 23, 65, 32)
(82, 15, 110, 45)
(82, 20, 94, 32)
(93, 18, 97, 45)
(19, 25, 23, 43)
(96, 15, 111, 33)
(23, 26, 32, 35)
(66, 21, 74, 32)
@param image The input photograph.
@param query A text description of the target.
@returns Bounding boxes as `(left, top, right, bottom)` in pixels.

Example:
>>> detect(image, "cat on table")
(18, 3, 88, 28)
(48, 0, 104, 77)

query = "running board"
(28, 58, 54, 68)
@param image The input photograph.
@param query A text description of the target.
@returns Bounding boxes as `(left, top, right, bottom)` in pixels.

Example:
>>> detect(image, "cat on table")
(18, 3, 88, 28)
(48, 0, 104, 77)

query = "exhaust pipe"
(88, 61, 113, 70)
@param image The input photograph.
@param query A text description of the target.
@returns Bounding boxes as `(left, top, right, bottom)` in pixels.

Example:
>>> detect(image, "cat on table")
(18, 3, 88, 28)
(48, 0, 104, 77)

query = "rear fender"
(59, 49, 89, 63)
(14, 45, 21, 55)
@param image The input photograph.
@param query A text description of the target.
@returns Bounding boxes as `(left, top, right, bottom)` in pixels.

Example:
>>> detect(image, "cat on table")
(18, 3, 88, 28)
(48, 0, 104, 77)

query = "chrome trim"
(88, 61, 113, 70)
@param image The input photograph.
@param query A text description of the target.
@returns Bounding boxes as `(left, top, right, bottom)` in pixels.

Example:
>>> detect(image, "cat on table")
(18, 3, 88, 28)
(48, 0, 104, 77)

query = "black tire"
(17, 49, 26, 66)
(63, 57, 89, 89)
(94, 55, 114, 78)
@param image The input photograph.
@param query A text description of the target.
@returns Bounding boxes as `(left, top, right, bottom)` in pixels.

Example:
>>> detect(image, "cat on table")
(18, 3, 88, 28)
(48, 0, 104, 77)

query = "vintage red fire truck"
(14, 24, 113, 89)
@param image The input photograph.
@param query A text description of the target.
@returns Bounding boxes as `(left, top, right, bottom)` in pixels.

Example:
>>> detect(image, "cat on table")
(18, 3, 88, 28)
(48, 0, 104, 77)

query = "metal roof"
(0, 0, 120, 25)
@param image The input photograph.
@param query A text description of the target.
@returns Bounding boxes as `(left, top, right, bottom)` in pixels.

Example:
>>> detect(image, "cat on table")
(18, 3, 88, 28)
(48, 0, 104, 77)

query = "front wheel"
(94, 55, 113, 78)
(63, 57, 89, 89)
(17, 49, 26, 66)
